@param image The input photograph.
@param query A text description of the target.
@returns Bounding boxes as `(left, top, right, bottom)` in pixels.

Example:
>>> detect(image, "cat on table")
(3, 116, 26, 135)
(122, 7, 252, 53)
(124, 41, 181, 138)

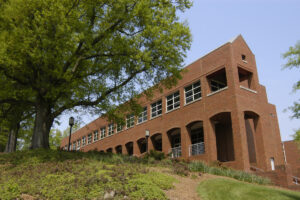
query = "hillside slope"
(1, 150, 300, 200)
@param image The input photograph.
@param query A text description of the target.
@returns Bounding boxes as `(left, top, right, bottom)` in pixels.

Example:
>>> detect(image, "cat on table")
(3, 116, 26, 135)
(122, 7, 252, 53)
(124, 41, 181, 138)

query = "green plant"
(197, 178, 300, 200)
(188, 161, 271, 185)
(145, 150, 166, 161)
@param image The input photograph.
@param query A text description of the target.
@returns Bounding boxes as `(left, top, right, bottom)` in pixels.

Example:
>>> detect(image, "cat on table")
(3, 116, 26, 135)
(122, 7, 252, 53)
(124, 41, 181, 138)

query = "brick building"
(283, 140, 300, 181)
(61, 35, 286, 172)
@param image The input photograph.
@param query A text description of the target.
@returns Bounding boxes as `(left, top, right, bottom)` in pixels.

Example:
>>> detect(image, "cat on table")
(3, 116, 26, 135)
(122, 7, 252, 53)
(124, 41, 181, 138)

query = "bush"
(144, 150, 165, 161)
(188, 161, 271, 185)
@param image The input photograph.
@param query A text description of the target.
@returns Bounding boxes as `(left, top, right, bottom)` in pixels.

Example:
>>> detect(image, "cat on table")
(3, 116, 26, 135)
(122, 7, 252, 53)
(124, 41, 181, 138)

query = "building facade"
(283, 140, 300, 179)
(61, 35, 285, 172)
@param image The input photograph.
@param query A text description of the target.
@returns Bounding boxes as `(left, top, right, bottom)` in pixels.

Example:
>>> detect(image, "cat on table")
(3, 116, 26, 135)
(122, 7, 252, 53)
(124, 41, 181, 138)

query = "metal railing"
(293, 176, 300, 185)
(169, 146, 182, 158)
(189, 142, 205, 156)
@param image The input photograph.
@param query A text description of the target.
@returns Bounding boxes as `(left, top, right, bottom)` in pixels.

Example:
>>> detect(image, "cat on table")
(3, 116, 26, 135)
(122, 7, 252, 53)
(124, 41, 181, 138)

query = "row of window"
(66, 78, 227, 150)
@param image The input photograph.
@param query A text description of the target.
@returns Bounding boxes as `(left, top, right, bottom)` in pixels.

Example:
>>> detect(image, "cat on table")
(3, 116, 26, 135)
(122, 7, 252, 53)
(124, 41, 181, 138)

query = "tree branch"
(51, 67, 146, 118)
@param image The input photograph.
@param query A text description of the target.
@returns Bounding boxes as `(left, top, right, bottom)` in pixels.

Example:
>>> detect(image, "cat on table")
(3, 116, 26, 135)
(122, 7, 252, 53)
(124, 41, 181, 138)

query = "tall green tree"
(0, 0, 192, 149)
(283, 41, 300, 142)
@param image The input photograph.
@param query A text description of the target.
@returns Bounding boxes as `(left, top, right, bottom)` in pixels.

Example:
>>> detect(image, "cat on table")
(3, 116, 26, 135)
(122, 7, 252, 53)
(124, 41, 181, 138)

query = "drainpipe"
(282, 142, 287, 165)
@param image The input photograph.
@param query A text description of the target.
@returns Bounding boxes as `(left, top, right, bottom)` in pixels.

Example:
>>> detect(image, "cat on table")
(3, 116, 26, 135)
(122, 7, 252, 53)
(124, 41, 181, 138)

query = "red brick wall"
(284, 140, 300, 177)
(61, 35, 284, 172)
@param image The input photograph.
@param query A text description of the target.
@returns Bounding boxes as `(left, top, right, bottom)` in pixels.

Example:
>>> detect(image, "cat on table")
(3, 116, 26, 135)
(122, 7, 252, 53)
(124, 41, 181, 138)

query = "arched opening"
(167, 128, 181, 158)
(151, 133, 162, 151)
(187, 121, 205, 156)
(210, 112, 235, 162)
(125, 142, 133, 156)
(106, 148, 113, 153)
(244, 111, 259, 164)
(137, 138, 147, 154)
(115, 145, 122, 154)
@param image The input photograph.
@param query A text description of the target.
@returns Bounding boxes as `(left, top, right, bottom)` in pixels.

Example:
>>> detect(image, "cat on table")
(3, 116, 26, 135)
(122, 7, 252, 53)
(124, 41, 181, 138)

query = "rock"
(104, 191, 115, 199)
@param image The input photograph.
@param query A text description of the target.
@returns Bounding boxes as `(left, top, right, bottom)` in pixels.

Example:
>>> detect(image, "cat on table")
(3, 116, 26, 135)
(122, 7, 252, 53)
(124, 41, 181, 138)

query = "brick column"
(162, 131, 171, 156)
(231, 110, 250, 171)
(204, 118, 217, 162)
(148, 135, 154, 152)
(181, 126, 191, 159)
(133, 141, 140, 156)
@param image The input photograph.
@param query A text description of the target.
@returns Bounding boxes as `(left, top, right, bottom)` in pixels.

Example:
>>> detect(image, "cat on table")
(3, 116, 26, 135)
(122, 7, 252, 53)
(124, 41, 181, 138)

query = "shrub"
(188, 161, 271, 185)
(148, 150, 166, 160)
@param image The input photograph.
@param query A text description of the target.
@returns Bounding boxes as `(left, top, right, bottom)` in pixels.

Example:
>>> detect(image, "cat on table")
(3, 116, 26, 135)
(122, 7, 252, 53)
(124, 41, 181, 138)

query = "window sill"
(184, 97, 202, 107)
(126, 126, 134, 131)
(207, 86, 228, 97)
(242, 60, 248, 64)
(165, 106, 180, 114)
(136, 120, 148, 126)
(150, 114, 162, 120)
(240, 85, 257, 94)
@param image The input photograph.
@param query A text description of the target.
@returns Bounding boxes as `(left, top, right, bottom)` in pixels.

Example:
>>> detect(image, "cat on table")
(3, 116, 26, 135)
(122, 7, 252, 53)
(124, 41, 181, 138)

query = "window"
(138, 107, 147, 124)
(77, 140, 81, 150)
(166, 91, 180, 111)
(242, 54, 246, 61)
(93, 131, 98, 142)
(82, 136, 86, 146)
(117, 123, 123, 132)
(108, 124, 114, 136)
(207, 68, 227, 93)
(238, 67, 254, 90)
(185, 81, 201, 104)
(72, 142, 76, 150)
(210, 80, 226, 92)
(270, 157, 275, 171)
(126, 114, 134, 129)
(100, 127, 106, 139)
(151, 100, 162, 118)
(64, 145, 67, 150)
(87, 133, 92, 144)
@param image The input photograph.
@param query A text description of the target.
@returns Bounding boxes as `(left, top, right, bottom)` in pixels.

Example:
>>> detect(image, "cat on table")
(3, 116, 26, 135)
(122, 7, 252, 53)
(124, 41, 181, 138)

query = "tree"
(0, 0, 192, 149)
(0, 103, 33, 152)
(49, 129, 63, 150)
(283, 41, 300, 142)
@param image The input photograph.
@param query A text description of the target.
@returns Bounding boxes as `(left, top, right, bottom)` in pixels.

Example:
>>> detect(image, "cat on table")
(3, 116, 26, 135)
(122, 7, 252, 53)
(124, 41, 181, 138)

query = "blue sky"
(178, 0, 300, 141)
(57, 0, 299, 141)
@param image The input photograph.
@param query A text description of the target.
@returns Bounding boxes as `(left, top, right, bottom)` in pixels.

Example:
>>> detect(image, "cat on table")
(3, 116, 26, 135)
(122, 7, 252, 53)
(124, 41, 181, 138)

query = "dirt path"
(149, 167, 219, 200)
(165, 173, 202, 200)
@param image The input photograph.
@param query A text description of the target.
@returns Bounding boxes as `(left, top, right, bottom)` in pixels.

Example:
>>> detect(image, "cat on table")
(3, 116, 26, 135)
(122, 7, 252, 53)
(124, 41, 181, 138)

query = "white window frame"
(93, 130, 98, 142)
(126, 114, 135, 129)
(117, 123, 123, 133)
(100, 127, 106, 139)
(108, 124, 114, 136)
(137, 107, 147, 124)
(72, 142, 76, 150)
(64, 145, 67, 150)
(82, 136, 86, 146)
(87, 133, 92, 144)
(166, 91, 180, 112)
(184, 81, 201, 105)
(151, 100, 162, 119)
(77, 140, 81, 150)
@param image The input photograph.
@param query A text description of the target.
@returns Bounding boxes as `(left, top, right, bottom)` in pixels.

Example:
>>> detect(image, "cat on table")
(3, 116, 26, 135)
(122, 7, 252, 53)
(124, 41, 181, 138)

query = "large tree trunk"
(31, 99, 53, 149)
(4, 122, 20, 153)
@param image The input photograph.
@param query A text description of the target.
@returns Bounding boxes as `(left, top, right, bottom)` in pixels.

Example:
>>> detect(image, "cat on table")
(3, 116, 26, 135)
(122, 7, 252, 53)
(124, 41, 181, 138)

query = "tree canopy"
(283, 41, 300, 142)
(0, 0, 192, 149)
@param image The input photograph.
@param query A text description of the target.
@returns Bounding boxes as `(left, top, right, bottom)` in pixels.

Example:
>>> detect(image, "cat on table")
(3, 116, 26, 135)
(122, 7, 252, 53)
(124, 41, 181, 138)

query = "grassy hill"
(0, 150, 300, 200)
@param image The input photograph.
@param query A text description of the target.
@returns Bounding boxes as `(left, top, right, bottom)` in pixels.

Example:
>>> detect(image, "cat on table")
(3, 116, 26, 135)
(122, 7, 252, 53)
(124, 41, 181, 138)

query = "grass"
(188, 161, 271, 185)
(197, 178, 300, 200)
(0, 149, 288, 200)
(0, 149, 175, 200)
